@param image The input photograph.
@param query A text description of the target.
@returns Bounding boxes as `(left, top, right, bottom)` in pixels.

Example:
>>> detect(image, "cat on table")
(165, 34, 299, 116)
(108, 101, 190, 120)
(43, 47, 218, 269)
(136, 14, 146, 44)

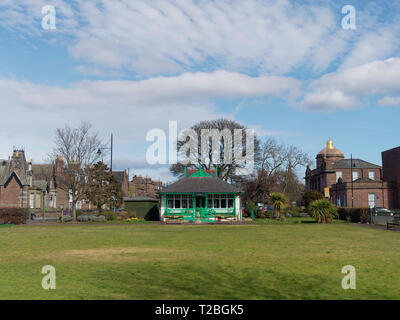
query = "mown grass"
(0, 222, 398, 299)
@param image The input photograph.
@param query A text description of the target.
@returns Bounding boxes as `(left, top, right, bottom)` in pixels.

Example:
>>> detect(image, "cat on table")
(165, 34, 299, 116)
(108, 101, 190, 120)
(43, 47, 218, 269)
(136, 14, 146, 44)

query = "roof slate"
(161, 176, 241, 193)
(332, 159, 381, 169)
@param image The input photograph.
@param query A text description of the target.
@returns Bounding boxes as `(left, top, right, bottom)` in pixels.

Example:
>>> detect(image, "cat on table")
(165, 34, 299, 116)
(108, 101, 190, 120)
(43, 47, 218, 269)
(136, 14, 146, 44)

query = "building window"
(30, 194, 35, 209)
(352, 171, 359, 181)
(208, 194, 234, 209)
(368, 171, 375, 180)
(166, 194, 192, 209)
(368, 193, 376, 208)
(336, 171, 343, 182)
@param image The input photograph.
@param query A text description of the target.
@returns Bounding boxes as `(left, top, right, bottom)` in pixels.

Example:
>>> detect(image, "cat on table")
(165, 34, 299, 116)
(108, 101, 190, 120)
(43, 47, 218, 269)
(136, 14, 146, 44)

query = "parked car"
(375, 207, 393, 216)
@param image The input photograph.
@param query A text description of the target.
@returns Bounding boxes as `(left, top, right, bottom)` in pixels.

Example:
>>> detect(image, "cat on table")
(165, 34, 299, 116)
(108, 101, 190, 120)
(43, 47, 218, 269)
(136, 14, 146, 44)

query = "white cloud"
(377, 96, 400, 107)
(0, 0, 352, 76)
(301, 89, 357, 111)
(2, 0, 400, 80)
(0, 70, 298, 173)
(301, 57, 400, 111)
(339, 28, 399, 71)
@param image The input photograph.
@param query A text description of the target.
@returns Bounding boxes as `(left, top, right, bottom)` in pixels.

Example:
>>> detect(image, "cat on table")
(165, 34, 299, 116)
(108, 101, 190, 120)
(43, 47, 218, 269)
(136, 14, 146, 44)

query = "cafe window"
(167, 194, 192, 208)
(208, 194, 234, 208)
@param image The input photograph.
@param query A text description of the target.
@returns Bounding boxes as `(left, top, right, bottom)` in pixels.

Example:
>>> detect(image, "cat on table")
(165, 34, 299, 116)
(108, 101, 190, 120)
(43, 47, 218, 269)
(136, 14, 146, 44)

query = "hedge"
(337, 207, 371, 223)
(0, 208, 28, 225)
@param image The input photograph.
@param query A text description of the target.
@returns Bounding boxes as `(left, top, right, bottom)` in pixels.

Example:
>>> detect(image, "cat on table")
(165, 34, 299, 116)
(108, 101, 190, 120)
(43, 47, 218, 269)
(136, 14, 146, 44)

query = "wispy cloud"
(301, 57, 400, 111)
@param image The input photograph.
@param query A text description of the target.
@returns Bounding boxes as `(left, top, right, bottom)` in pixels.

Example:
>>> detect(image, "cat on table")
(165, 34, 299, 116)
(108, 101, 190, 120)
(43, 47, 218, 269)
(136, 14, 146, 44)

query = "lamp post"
(97, 133, 113, 172)
(351, 153, 354, 208)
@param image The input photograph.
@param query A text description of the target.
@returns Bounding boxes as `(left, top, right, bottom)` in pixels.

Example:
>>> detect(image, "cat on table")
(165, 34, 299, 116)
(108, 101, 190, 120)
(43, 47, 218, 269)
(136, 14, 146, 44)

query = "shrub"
(103, 211, 117, 221)
(117, 211, 128, 220)
(283, 206, 302, 217)
(338, 207, 371, 223)
(0, 208, 27, 225)
(77, 214, 89, 222)
(128, 211, 137, 218)
(90, 215, 99, 222)
(264, 210, 275, 218)
(299, 212, 310, 217)
(308, 199, 337, 223)
(244, 200, 257, 217)
(59, 215, 73, 222)
(77, 214, 106, 222)
(76, 210, 85, 218)
(302, 190, 324, 208)
(269, 193, 288, 219)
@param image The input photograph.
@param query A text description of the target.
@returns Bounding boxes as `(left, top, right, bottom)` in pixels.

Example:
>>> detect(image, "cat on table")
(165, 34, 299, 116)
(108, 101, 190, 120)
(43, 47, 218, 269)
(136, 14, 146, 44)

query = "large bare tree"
(243, 138, 311, 204)
(170, 118, 261, 182)
(51, 122, 104, 220)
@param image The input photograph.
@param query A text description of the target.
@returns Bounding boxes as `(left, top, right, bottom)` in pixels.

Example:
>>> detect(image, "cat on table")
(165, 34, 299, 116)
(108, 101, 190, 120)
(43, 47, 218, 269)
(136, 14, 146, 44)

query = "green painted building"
(160, 167, 242, 222)
(123, 196, 159, 220)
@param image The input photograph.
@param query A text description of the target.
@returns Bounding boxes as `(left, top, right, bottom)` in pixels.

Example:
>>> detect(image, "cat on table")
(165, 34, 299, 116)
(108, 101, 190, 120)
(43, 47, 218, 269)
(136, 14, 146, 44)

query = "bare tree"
(170, 118, 261, 182)
(260, 138, 311, 176)
(50, 122, 104, 220)
(244, 138, 311, 204)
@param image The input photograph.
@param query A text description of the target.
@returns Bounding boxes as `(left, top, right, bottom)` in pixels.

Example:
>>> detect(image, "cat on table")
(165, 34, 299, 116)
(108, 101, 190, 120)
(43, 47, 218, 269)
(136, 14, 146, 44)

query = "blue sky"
(0, 0, 399, 182)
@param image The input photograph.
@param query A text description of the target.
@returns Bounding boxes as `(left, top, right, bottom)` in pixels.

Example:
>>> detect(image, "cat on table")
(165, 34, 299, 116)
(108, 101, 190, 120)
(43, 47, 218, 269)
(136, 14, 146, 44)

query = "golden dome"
(317, 140, 344, 158)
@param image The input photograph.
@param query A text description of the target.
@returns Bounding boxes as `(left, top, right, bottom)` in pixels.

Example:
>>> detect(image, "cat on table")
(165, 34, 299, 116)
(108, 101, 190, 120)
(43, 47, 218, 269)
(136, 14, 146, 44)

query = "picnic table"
(164, 215, 184, 224)
(214, 215, 234, 224)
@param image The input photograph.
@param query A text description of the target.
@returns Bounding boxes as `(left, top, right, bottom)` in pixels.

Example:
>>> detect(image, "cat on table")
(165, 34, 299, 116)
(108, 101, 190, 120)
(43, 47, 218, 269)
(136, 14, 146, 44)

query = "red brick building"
(305, 140, 395, 208)
(382, 146, 400, 208)
(130, 175, 163, 199)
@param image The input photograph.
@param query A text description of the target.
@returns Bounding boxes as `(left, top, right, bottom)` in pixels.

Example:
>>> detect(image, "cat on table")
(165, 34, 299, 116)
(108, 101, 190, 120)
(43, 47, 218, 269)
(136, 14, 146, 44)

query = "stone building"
(305, 140, 394, 208)
(0, 150, 92, 211)
(0, 149, 64, 209)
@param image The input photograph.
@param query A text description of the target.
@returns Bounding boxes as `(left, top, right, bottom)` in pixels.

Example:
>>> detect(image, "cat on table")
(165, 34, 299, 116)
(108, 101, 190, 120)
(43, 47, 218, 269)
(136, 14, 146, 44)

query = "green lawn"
(0, 222, 399, 299)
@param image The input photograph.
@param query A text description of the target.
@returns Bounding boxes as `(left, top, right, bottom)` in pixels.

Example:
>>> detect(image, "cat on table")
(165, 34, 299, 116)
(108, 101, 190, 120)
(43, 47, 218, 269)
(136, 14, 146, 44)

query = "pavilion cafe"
(160, 166, 243, 223)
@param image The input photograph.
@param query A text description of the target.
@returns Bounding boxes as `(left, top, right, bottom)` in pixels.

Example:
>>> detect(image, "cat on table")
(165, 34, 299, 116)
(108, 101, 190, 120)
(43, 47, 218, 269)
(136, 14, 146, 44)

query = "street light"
(97, 133, 113, 172)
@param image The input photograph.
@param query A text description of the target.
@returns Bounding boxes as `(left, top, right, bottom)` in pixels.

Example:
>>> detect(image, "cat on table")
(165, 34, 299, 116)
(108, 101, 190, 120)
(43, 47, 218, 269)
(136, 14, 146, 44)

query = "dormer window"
(369, 171, 376, 180)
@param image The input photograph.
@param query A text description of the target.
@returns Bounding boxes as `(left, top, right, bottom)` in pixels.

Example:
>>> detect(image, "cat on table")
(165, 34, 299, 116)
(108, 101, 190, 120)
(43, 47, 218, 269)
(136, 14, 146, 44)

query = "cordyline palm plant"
(269, 193, 288, 219)
(309, 199, 338, 223)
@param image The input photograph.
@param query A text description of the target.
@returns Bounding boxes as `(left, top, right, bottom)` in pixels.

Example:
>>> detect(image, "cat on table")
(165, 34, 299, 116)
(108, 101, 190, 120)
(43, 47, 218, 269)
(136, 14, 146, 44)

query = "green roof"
(189, 167, 211, 177)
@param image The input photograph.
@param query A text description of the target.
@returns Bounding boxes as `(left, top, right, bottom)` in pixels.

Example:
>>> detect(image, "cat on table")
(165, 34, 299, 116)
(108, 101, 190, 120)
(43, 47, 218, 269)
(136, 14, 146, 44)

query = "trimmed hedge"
(337, 207, 371, 223)
(77, 214, 106, 222)
(58, 215, 73, 222)
(0, 208, 28, 225)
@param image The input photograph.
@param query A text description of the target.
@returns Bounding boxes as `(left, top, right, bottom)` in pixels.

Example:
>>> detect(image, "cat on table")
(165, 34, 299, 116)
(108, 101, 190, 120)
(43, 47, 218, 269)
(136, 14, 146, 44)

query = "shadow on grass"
(87, 262, 349, 300)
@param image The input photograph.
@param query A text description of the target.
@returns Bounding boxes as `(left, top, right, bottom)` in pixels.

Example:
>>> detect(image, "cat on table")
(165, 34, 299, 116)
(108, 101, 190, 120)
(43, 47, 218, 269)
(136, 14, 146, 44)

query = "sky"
(0, 0, 399, 182)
